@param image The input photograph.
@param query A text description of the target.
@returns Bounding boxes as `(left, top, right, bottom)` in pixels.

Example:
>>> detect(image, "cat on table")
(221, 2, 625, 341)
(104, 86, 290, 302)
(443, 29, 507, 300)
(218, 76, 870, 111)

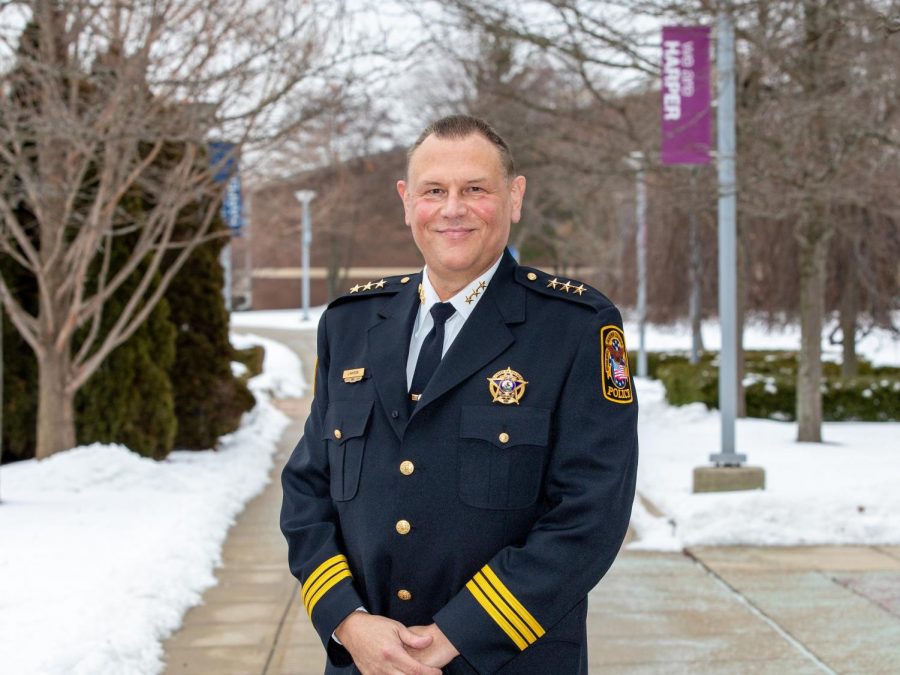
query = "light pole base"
(693, 465, 765, 493)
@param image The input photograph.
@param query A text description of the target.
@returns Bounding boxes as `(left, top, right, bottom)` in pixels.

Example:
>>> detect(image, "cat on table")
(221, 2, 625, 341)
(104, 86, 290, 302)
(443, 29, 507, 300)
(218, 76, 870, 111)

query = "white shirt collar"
(415, 254, 504, 333)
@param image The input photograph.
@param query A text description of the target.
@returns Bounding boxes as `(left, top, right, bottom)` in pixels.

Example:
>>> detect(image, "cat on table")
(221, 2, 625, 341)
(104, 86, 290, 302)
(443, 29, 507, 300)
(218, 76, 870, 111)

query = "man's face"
(397, 133, 526, 292)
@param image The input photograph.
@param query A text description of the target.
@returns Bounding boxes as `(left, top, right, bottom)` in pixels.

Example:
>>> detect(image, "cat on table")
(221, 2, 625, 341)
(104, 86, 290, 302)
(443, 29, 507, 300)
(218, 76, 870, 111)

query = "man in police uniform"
(280, 115, 638, 674)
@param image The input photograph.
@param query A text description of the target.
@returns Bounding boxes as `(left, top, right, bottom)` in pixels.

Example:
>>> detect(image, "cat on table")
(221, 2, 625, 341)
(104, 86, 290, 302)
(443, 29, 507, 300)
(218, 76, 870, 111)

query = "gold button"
(333, 429, 342, 440)
(499, 432, 510, 444)
(400, 460, 415, 476)
(397, 589, 412, 601)
(527, 272, 538, 281)
(400, 276, 410, 284)
(395, 519, 411, 535)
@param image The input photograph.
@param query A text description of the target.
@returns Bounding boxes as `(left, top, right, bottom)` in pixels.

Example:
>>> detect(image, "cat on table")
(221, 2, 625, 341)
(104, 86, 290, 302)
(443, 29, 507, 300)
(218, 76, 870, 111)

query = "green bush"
(0, 302, 37, 463)
(655, 350, 900, 422)
(76, 298, 178, 460)
(75, 205, 179, 460)
(232, 345, 265, 382)
(627, 350, 705, 380)
(165, 215, 254, 450)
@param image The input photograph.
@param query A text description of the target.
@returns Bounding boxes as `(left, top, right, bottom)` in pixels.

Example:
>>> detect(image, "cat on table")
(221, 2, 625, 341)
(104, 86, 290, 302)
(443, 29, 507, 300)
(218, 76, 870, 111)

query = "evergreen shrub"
(655, 351, 900, 422)
(232, 345, 265, 382)
(74, 203, 179, 460)
(165, 216, 254, 450)
(76, 298, 178, 460)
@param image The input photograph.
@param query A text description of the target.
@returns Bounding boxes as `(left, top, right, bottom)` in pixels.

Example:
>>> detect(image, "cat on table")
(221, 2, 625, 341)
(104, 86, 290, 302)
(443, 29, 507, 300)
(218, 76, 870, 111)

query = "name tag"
(343, 368, 365, 383)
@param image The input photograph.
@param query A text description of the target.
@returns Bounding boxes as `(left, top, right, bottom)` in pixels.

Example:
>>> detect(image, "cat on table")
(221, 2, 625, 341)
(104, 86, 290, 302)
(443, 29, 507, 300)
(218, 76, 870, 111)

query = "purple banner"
(661, 26, 711, 165)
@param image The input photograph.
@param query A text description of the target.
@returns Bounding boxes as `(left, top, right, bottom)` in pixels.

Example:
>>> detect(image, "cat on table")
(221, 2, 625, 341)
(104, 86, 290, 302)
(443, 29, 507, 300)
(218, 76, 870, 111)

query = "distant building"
(231, 148, 421, 309)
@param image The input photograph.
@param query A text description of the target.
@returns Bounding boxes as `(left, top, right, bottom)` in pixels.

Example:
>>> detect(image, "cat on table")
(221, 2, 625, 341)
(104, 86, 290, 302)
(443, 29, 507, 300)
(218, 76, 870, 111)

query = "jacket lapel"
(367, 274, 421, 439)
(412, 251, 526, 416)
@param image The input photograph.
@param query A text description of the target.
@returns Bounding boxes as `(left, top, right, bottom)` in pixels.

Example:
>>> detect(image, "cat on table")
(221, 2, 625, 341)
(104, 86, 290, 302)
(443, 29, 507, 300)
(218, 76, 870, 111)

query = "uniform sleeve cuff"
(434, 583, 523, 675)
(305, 579, 365, 666)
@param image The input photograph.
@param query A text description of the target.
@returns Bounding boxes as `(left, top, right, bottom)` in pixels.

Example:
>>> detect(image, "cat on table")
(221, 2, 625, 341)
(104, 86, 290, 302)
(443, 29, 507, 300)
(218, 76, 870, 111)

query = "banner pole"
(710, 6, 745, 467)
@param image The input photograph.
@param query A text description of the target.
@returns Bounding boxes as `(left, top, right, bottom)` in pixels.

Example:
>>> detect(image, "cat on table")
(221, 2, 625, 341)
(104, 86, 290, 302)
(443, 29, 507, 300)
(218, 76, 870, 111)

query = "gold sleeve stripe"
(307, 569, 352, 617)
(473, 572, 537, 644)
(302, 554, 348, 607)
(313, 357, 318, 395)
(480, 565, 545, 639)
(465, 580, 528, 651)
(302, 561, 350, 612)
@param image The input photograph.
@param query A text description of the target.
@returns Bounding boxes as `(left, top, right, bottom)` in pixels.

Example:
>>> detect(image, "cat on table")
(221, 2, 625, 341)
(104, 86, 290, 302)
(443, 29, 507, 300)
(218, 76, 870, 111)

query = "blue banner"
(209, 141, 244, 235)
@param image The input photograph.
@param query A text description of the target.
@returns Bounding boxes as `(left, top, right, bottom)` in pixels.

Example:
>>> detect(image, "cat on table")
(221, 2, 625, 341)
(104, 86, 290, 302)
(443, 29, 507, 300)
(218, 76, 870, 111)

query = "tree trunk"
(797, 232, 829, 442)
(840, 243, 858, 378)
(35, 345, 76, 459)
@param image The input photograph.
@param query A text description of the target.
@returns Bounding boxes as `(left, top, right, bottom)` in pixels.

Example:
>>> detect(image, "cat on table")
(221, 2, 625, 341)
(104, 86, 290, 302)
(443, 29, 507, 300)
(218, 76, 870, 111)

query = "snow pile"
(630, 378, 900, 550)
(230, 331, 307, 398)
(0, 333, 304, 675)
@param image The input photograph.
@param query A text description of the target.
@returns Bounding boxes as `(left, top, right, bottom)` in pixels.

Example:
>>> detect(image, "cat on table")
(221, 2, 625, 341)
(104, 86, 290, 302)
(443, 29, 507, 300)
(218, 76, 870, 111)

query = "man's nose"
(441, 190, 467, 218)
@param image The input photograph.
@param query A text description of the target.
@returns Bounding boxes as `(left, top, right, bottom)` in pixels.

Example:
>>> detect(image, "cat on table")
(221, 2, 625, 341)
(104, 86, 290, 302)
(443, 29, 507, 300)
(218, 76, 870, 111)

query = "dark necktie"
(409, 302, 456, 404)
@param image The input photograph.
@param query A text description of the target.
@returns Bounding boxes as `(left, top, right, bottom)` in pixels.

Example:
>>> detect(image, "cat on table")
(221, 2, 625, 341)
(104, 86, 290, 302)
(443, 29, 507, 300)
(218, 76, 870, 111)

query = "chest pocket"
(458, 405, 551, 510)
(322, 400, 373, 501)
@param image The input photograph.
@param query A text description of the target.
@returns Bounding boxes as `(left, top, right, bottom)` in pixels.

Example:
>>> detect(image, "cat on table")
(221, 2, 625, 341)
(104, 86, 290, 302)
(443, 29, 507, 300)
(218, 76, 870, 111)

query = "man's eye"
(425, 188, 443, 195)
(467, 186, 485, 193)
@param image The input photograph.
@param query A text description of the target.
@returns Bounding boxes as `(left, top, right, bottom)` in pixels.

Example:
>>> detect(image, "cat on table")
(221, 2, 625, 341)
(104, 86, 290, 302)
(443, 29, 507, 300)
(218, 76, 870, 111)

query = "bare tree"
(0, 0, 359, 459)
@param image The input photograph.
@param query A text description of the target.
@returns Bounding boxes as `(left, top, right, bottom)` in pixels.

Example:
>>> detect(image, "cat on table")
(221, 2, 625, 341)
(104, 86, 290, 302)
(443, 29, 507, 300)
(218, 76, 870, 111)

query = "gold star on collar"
(418, 283, 425, 304)
(547, 277, 560, 289)
(560, 281, 572, 293)
(349, 284, 361, 293)
(374, 279, 387, 289)
(573, 283, 586, 296)
(464, 279, 488, 305)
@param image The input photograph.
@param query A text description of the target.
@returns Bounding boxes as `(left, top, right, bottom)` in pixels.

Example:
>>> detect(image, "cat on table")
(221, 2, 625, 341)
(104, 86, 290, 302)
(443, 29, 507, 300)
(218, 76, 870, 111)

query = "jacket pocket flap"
(322, 400, 374, 443)
(460, 405, 551, 448)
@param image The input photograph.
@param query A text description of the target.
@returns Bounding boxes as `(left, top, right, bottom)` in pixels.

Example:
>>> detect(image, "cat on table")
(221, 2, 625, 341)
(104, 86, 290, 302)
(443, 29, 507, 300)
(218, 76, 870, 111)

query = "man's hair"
(407, 114, 516, 179)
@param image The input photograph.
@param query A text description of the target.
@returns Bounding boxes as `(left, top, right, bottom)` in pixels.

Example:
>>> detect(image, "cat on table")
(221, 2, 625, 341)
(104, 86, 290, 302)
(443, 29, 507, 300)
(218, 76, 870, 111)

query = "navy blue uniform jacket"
(280, 250, 638, 674)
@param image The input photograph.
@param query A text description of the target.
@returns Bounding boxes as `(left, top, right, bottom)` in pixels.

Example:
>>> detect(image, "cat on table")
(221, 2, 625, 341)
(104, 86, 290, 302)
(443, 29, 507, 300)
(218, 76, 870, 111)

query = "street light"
(294, 190, 316, 321)
(626, 151, 648, 379)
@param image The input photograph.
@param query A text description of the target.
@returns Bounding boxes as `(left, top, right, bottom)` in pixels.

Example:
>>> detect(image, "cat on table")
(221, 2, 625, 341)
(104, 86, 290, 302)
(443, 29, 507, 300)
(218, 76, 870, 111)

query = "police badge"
(600, 325, 633, 404)
(487, 367, 528, 405)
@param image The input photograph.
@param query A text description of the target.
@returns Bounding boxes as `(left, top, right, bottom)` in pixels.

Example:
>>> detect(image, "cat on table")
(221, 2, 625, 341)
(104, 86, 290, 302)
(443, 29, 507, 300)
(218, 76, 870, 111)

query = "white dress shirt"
(405, 255, 504, 390)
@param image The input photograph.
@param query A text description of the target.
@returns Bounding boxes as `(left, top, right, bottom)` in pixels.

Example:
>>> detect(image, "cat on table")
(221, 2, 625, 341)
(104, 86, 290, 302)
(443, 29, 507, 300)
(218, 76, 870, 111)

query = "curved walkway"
(162, 327, 900, 674)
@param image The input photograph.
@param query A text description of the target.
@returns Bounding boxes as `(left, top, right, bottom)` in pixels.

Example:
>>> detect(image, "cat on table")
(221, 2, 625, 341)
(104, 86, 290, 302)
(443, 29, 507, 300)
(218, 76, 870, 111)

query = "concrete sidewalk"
(162, 328, 900, 674)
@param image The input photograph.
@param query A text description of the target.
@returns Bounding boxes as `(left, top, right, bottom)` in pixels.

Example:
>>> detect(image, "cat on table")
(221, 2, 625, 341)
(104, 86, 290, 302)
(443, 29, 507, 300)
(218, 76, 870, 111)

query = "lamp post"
(627, 151, 648, 378)
(294, 190, 316, 322)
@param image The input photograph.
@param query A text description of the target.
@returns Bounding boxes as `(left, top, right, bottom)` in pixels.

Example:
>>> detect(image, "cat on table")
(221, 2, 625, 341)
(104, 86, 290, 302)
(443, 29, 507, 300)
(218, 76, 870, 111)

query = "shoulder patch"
(600, 325, 633, 404)
(514, 266, 614, 313)
(327, 273, 416, 309)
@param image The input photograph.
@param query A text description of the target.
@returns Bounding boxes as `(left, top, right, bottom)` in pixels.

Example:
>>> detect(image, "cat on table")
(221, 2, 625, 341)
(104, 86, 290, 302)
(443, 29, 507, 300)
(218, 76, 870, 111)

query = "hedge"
(655, 351, 900, 422)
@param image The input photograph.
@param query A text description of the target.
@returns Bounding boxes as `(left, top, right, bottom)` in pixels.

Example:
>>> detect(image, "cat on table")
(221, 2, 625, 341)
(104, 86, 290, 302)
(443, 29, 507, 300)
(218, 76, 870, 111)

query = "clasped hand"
(334, 612, 460, 675)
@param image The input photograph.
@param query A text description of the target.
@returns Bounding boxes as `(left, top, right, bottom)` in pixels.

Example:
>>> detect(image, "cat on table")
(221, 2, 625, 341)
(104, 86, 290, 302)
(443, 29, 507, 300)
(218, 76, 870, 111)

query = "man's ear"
(397, 180, 411, 226)
(510, 175, 527, 223)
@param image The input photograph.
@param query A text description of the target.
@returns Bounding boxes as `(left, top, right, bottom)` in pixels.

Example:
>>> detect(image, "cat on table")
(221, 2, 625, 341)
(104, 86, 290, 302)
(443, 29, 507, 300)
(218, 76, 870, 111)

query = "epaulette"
(327, 273, 417, 309)
(514, 265, 615, 313)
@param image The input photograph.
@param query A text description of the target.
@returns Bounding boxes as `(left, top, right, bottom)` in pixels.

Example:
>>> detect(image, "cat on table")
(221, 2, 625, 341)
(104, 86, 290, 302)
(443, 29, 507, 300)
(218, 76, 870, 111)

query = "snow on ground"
(626, 315, 900, 368)
(0, 333, 305, 675)
(229, 306, 325, 331)
(630, 377, 900, 550)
